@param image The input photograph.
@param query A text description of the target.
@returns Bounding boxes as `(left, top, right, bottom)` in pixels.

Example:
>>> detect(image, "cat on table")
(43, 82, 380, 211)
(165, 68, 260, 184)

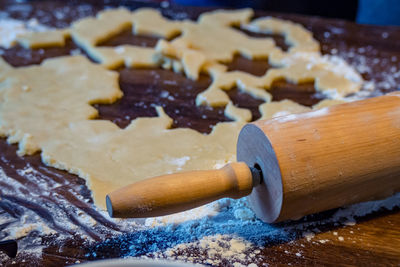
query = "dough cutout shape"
(17, 29, 70, 49)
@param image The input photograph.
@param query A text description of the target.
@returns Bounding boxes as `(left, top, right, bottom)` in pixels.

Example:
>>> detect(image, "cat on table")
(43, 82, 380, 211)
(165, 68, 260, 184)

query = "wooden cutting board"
(0, 0, 399, 266)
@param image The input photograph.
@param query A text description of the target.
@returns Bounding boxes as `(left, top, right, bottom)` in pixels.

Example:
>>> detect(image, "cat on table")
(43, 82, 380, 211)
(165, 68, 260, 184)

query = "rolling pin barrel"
(237, 92, 400, 223)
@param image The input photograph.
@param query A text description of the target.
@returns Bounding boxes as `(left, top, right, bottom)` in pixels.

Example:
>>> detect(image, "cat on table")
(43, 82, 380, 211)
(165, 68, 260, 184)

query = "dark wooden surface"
(0, 1, 399, 266)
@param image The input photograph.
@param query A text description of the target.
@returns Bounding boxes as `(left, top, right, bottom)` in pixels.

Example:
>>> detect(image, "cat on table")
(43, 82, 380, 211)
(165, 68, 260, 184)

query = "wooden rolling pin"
(106, 92, 400, 223)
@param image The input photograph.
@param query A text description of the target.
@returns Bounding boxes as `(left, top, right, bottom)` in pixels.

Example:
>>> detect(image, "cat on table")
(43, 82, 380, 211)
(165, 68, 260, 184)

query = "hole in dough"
(1, 38, 83, 67)
(231, 26, 290, 52)
(97, 26, 161, 48)
(226, 87, 264, 121)
(93, 68, 233, 134)
(224, 55, 272, 77)
(269, 79, 324, 106)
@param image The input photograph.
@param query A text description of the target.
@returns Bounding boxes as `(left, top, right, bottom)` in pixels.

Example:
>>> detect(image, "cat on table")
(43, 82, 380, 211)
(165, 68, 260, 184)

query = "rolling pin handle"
(106, 162, 257, 218)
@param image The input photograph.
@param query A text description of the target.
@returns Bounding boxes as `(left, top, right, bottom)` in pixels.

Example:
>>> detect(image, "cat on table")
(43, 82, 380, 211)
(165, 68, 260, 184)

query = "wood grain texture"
(0, 1, 399, 266)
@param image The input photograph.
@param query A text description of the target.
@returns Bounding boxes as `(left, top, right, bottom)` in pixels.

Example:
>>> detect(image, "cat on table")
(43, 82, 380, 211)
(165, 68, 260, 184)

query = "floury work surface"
(0, 0, 400, 266)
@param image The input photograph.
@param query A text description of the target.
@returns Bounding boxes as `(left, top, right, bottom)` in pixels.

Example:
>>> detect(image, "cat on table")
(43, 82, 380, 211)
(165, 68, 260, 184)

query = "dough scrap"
(224, 101, 252, 122)
(150, 9, 362, 101)
(198, 8, 254, 27)
(18, 8, 363, 103)
(90, 45, 157, 69)
(131, 8, 183, 39)
(242, 16, 320, 54)
(71, 8, 133, 50)
(312, 99, 346, 109)
(154, 18, 278, 71)
(259, 99, 311, 120)
(17, 29, 70, 49)
(196, 52, 362, 106)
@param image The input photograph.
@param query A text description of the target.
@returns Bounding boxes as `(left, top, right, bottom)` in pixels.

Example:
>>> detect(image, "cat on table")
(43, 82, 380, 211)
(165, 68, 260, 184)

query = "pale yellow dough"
(0, 55, 327, 208)
(18, 8, 362, 102)
(0, 56, 122, 156)
(71, 8, 133, 50)
(1, 8, 362, 209)
(17, 29, 70, 49)
(242, 16, 320, 54)
(0, 56, 237, 207)
(131, 8, 182, 39)
(224, 102, 252, 122)
(90, 46, 157, 69)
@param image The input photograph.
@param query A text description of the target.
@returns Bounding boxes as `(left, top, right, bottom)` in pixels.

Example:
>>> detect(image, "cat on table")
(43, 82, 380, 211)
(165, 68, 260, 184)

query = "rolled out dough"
(1, 8, 361, 209)
(0, 55, 337, 208)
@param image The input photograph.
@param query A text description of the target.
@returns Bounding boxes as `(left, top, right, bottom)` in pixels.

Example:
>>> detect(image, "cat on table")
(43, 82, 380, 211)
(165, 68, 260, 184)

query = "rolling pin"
(106, 92, 400, 223)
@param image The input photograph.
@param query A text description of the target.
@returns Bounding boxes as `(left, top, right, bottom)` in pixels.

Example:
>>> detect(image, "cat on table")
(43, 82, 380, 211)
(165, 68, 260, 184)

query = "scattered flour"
(302, 231, 315, 241)
(8, 221, 56, 240)
(166, 156, 191, 171)
(87, 193, 399, 266)
(282, 52, 363, 84)
(0, 164, 136, 259)
(334, 46, 400, 97)
(0, 18, 51, 48)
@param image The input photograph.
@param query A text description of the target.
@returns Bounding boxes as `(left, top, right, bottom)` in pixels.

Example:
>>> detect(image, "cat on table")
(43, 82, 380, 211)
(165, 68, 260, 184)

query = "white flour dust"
(91, 194, 400, 266)
(0, 18, 51, 48)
